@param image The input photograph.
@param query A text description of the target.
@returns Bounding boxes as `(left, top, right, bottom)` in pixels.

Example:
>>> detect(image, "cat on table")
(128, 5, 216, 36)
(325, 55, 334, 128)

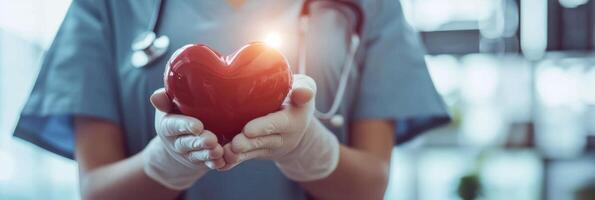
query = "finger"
(159, 114, 204, 137)
(220, 144, 241, 171)
(186, 150, 210, 163)
(220, 144, 274, 171)
(230, 134, 283, 154)
(150, 88, 174, 113)
(243, 111, 289, 138)
(199, 130, 219, 149)
(205, 158, 226, 170)
(237, 149, 273, 162)
(290, 74, 316, 107)
(187, 145, 223, 163)
(173, 131, 218, 153)
(210, 145, 225, 159)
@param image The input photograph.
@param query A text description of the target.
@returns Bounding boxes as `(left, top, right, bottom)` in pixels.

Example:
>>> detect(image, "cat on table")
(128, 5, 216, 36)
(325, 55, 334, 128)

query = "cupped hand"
(151, 88, 225, 169)
(142, 89, 226, 190)
(220, 74, 340, 181)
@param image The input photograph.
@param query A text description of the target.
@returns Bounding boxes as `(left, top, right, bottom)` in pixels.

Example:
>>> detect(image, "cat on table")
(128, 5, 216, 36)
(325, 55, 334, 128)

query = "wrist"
(276, 119, 340, 182)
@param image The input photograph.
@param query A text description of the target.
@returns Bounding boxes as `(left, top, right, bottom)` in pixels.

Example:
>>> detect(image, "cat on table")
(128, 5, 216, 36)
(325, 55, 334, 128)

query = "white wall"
(0, 1, 78, 199)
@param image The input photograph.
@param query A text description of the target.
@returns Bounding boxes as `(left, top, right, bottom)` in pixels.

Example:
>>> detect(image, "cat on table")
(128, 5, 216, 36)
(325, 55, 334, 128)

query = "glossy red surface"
(164, 42, 292, 144)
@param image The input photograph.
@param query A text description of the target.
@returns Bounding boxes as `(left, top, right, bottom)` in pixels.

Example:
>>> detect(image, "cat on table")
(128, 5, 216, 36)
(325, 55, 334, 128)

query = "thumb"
(290, 74, 316, 107)
(150, 88, 174, 113)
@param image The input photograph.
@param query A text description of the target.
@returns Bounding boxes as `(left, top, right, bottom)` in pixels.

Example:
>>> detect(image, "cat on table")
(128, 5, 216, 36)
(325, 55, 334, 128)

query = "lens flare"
(264, 32, 281, 49)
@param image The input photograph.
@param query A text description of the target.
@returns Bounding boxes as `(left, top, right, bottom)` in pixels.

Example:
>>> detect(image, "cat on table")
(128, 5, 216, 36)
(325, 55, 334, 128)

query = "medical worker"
(14, 0, 449, 199)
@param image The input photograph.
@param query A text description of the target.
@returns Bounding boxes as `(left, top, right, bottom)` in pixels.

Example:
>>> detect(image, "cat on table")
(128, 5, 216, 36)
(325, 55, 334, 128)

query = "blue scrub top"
(14, 0, 450, 199)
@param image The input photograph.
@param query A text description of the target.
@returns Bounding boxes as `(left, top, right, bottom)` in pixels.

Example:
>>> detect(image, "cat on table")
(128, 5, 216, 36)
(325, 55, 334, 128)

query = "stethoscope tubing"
(297, 14, 361, 124)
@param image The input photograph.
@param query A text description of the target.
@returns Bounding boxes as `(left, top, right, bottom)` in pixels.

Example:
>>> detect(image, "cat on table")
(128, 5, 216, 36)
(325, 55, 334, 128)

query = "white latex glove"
(142, 89, 225, 190)
(221, 75, 340, 182)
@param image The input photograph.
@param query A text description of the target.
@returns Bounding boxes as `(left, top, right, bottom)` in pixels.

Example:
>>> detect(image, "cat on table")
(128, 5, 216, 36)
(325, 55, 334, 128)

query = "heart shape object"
(164, 42, 293, 145)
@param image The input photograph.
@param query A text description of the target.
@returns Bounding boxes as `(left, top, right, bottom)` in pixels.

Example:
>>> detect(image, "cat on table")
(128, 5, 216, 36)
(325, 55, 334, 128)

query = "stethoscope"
(131, 0, 363, 127)
(130, 0, 169, 68)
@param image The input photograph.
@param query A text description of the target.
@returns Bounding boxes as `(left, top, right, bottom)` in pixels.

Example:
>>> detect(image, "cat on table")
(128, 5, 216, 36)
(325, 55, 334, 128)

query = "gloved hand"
(221, 75, 340, 182)
(142, 88, 225, 190)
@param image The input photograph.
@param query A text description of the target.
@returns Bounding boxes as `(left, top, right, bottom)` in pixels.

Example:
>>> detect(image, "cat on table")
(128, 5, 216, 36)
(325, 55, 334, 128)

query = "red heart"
(164, 42, 293, 145)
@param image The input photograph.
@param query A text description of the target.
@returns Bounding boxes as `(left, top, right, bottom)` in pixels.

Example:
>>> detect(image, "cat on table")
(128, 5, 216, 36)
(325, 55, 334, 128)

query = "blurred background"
(1, 0, 595, 199)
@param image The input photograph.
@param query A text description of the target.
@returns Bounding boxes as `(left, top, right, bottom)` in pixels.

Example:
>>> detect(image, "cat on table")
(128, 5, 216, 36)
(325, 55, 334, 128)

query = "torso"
(107, 1, 359, 198)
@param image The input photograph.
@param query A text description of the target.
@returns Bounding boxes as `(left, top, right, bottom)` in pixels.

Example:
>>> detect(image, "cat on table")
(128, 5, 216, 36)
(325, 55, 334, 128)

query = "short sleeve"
(353, 0, 450, 145)
(13, 0, 120, 159)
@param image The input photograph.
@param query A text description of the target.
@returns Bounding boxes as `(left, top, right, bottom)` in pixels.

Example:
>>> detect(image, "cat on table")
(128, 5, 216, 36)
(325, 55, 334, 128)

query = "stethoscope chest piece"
(131, 31, 170, 68)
